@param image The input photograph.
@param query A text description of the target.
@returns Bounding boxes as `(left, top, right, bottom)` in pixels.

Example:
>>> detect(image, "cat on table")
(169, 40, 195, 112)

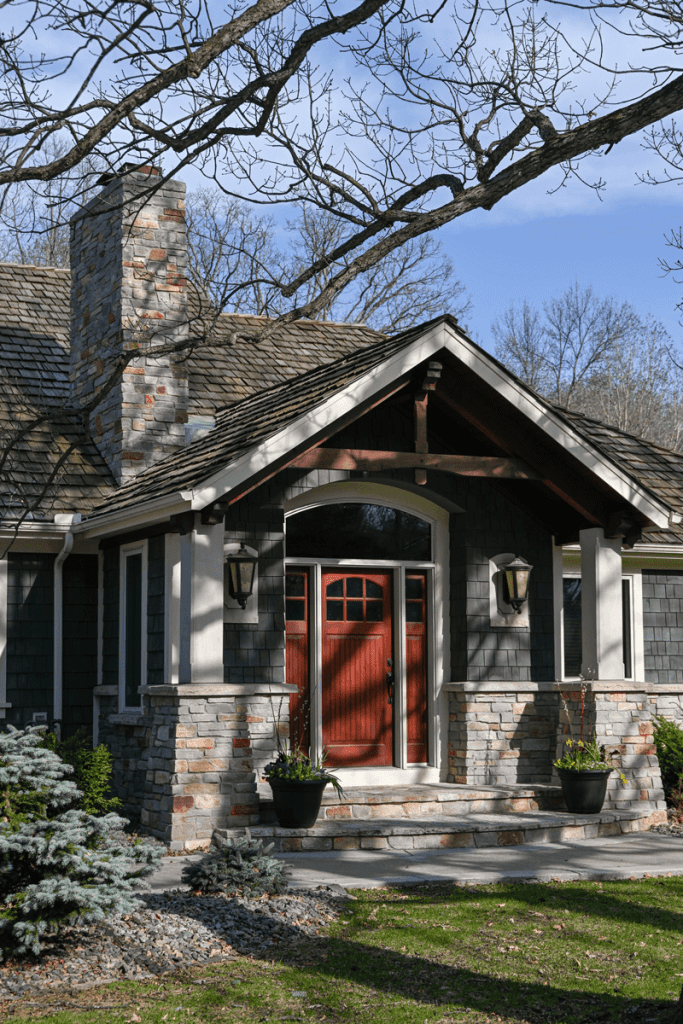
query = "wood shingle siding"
(6, 553, 54, 727)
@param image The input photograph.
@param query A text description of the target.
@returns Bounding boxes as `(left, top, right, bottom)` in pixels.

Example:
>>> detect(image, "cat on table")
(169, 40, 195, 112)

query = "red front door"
(322, 570, 393, 767)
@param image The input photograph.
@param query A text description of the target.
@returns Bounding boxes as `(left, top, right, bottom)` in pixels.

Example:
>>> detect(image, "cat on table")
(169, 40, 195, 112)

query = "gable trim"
(439, 326, 675, 529)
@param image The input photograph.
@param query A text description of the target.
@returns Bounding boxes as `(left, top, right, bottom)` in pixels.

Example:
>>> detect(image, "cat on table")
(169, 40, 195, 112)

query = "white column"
(179, 532, 192, 684)
(190, 520, 225, 684)
(165, 533, 182, 686)
(0, 557, 7, 720)
(579, 527, 624, 680)
(552, 543, 565, 680)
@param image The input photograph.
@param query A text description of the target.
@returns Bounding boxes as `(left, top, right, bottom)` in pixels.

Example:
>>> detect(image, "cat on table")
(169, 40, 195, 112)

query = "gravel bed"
(648, 819, 683, 837)
(0, 885, 352, 999)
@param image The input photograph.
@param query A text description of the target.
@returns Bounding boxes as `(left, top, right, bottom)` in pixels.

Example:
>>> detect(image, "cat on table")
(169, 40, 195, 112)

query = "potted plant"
(555, 674, 627, 813)
(554, 736, 626, 814)
(264, 747, 344, 829)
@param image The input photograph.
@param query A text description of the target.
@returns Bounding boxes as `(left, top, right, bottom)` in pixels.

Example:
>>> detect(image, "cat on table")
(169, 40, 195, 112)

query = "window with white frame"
(119, 543, 147, 710)
(561, 572, 640, 680)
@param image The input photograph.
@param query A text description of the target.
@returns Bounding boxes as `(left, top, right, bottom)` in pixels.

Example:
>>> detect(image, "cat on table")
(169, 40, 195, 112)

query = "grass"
(2, 876, 682, 1023)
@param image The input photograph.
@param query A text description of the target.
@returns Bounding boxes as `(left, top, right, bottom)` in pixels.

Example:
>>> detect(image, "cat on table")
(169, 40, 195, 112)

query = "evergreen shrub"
(182, 830, 288, 896)
(653, 715, 683, 813)
(42, 728, 121, 816)
(0, 725, 162, 957)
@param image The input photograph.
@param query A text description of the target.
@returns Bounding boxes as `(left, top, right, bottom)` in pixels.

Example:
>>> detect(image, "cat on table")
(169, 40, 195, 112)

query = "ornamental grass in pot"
(555, 675, 627, 814)
(554, 737, 627, 814)
(264, 747, 344, 829)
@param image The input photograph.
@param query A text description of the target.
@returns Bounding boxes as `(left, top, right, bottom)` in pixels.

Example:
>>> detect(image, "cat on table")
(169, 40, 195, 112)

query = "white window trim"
(118, 541, 148, 712)
(284, 480, 449, 785)
(555, 557, 644, 682)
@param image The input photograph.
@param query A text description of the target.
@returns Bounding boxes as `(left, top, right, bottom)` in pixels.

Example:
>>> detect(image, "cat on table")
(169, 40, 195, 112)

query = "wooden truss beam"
(288, 448, 539, 479)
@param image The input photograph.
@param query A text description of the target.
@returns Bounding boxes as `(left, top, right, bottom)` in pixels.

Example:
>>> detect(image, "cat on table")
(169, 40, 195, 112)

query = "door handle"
(386, 671, 394, 705)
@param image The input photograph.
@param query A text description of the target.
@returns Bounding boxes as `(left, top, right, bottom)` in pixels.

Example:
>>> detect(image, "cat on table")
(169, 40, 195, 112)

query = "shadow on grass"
(273, 935, 675, 1024)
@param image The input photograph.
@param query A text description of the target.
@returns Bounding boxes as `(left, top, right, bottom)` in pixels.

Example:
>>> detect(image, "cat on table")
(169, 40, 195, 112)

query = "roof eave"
(439, 325, 675, 530)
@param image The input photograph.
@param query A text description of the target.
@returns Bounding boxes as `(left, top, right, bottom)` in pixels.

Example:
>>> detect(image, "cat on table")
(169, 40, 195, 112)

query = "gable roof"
(85, 327, 423, 521)
(2, 263, 683, 541)
(0, 264, 385, 520)
(83, 316, 680, 536)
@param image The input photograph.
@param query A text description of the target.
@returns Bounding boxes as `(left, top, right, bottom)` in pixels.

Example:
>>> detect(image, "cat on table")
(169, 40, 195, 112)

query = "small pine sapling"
(0, 725, 162, 958)
(42, 728, 122, 815)
(182, 829, 288, 896)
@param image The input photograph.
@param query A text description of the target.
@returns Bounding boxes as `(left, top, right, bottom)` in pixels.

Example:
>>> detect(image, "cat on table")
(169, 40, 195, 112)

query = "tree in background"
(185, 188, 471, 331)
(0, 181, 471, 333)
(0, 1, 682, 324)
(493, 284, 683, 451)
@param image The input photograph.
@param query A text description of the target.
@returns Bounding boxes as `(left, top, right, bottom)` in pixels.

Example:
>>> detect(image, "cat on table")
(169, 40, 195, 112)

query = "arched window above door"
(286, 502, 432, 560)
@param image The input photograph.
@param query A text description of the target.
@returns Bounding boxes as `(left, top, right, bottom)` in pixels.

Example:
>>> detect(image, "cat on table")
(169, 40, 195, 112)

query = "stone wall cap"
(139, 683, 298, 696)
(444, 681, 558, 693)
(93, 685, 119, 697)
(107, 712, 146, 726)
(558, 680, 683, 693)
(444, 679, 683, 694)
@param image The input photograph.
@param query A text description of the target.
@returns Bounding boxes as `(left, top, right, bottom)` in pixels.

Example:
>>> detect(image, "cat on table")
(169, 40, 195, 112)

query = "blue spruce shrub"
(0, 725, 162, 957)
(182, 830, 288, 896)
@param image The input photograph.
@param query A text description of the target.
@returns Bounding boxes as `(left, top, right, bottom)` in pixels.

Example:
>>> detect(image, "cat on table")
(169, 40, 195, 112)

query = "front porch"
(217, 782, 664, 854)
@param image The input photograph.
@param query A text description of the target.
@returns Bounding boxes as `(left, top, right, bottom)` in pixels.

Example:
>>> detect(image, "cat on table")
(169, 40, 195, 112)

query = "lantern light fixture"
(502, 556, 533, 612)
(226, 543, 258, 609)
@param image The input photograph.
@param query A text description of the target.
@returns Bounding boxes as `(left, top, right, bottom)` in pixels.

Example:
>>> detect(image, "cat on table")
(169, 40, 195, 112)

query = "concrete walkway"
(148, 831, 683, 891)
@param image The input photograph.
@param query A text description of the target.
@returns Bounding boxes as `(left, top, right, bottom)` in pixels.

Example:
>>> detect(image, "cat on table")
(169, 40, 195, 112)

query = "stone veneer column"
(138, 682, 296, 850)
(69, 166, 189, 484)
(446, 682, 561, 788)
(558, 683, 667, 818)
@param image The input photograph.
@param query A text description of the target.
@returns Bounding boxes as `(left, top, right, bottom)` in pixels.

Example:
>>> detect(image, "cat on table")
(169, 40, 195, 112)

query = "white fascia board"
(439, 324, 673, 529)
(77, 492, 194, 539)
(0, 522, 72, 539)
(190, 322, 448, 509)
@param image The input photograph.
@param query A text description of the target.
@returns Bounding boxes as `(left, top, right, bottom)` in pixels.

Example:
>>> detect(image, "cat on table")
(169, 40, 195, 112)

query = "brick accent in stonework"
(69, 166, 189, 484)
(557, 685, 667, 816)
(446, 681, 667, 823)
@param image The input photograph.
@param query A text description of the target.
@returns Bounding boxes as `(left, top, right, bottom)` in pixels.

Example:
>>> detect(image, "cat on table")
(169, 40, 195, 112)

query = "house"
(0, 164, 680, 849)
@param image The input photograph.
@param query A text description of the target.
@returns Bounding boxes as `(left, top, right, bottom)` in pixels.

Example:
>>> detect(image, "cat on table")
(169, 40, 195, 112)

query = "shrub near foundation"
(0, 725, 161, 957)
(182, 829, 288, 896)
(42, 727, 122, 816)
(653, 715, 683, 813)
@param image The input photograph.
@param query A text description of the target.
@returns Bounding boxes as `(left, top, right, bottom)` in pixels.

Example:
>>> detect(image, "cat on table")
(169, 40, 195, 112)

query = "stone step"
(216, 805, 661, 854)
(256, 782, 566, 825)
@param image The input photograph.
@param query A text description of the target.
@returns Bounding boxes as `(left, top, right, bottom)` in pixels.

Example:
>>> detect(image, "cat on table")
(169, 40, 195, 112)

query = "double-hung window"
(119, 543, 147, 711)
(561, 572, 641, 680)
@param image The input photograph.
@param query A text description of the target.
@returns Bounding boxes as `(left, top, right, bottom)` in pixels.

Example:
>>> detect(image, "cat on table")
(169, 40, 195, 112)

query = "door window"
(325, 576, 384, 622)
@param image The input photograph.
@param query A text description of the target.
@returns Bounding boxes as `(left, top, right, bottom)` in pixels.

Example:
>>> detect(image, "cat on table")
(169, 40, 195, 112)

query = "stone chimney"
(69, 165, 190, 485)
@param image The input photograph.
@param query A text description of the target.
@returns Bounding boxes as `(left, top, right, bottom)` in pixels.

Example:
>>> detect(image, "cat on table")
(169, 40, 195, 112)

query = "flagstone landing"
(214, 783, 666, 854)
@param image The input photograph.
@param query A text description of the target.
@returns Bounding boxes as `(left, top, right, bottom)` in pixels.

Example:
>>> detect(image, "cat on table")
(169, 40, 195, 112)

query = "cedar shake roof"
(2, 263, 683, 543)
(87, 330, 418, 518)
(0, 264, 115, 518)
(0, 264, 385, 520)
(185, 297, 385, 411)
(554, 406, 683, 545)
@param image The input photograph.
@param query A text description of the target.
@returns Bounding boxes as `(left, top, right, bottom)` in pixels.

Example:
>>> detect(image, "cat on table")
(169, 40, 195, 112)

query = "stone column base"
(137, 682, 296, 851)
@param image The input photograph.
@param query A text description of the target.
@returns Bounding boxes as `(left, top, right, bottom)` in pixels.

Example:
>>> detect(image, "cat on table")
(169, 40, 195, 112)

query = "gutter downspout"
(53, 513, 81, 740)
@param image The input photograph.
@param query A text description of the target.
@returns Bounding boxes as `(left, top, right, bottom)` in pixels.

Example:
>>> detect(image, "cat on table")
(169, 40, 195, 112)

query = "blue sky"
(447, 197, 683, 357)
(426, 121, 683, 357)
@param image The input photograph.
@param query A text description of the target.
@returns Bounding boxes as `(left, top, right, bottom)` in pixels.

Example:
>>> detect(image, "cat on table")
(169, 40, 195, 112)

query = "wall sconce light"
(225, 543, 258, 609)
(502, 556, 533, 612)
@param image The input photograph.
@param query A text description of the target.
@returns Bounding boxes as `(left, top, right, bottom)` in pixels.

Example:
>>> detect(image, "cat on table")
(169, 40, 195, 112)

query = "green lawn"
(4, 876, 683, 1023)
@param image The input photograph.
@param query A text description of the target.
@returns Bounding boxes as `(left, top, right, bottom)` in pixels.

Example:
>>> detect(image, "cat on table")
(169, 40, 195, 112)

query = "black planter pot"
(268, 778, 328, 828)
(557, 767, 612, 814)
